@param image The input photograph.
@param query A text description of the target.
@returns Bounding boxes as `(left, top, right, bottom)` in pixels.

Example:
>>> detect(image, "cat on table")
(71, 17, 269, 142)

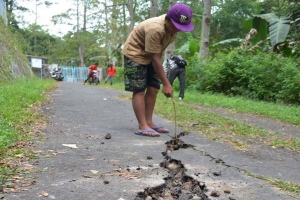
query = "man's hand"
(162, 84, 173, 98)
(151, 53, 173, 98)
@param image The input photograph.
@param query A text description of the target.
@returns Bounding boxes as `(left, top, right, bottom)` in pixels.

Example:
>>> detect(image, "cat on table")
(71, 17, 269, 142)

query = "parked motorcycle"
(51, 67, 64, 81)
(87, 70, 100, 85)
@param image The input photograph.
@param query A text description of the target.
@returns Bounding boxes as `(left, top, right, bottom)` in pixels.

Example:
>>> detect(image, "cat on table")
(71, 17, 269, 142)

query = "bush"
(114, 66, 124, 84)
(186, 49, 300, 104)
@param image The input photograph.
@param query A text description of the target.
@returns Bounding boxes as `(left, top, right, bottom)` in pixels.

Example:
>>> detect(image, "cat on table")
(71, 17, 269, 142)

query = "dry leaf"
(41, 191, 49, 197)
(82, 175, 93, 178)
(62, 144, 78, 148)
(90, 170, 99, 174)
(123, 174, 139, 179)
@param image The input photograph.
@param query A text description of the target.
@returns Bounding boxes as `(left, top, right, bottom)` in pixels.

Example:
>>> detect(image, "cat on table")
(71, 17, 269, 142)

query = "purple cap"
(167, 3, 194, 32)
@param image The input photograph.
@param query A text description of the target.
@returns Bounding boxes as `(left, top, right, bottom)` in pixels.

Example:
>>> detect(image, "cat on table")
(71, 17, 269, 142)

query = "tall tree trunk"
(33, 0, 40, 56)
(150, 0, 158, 17)
(80, 0, 86, 66)
(164, 0, 175, 60)
(126, 0, 135, 33)
(104, 0, 108, 48)
(199, 0, 212, 58)
(76, 0, 86, 67)
(5, 0, 13, 25)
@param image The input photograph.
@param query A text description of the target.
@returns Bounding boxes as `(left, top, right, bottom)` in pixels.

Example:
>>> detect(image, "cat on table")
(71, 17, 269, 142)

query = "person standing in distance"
(122, 3, 194, 137)
(163, 54, 187, 100)
(104, 64, 117, 85)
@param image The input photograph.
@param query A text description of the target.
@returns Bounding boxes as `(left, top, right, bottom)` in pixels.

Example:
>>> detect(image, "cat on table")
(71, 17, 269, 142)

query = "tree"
(150, 0, 158, 17)
(76, 0, 85, 66)
(199, 0, 212, 58)
(211, 0, 260, 43)
(52, 0, 104, 66)
(164, 0, 175, 59)
(125, 0, 135, 33)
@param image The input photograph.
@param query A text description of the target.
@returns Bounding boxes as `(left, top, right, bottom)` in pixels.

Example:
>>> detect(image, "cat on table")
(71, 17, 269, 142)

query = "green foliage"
(200, 3, 299, 105)
(259, 0, 299, 19)
(211, 0, 260, 43)
(243, 17, 269, 45)
(257, 13, 291, 47)
(0, 77, 55, 187)
(242, 12, 300, 57)
(0, 120, 18, 155)
(212, 38, 242, 54)
(186, 49, 300, 104)
(175, 32, 200, 57)
(111, 65, 124, 84)
(0, 77, 55, 156)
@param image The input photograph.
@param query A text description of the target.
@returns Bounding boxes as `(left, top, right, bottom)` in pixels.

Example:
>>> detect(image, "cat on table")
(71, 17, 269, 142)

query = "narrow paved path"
(2, 82, 299, 200)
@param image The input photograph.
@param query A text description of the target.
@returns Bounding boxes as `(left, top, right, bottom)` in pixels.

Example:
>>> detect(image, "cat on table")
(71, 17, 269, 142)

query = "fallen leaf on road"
(123, 173, 139, 179)
(90, 170, 99, 174)
(82, 175, 93, 178)
(41, 191, 49, 197)
(62, 144, 78, 148)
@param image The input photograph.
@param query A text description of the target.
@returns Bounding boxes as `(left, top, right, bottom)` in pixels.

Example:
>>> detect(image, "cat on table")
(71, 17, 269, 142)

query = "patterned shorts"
(124, 56, 160, 92)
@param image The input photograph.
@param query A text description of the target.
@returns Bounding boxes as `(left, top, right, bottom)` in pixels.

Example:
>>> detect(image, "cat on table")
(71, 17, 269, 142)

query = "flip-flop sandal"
(152, 125, 169, 133)
(135, 129, 160, 137)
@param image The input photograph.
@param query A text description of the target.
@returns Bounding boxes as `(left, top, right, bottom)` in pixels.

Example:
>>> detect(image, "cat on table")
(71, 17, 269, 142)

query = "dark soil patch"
(135, 138, 210, 200)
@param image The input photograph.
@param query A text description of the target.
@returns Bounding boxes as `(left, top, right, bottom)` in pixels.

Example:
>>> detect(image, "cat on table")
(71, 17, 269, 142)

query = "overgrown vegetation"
(0, 77, 56, 185)
(186, 50, 300, 104)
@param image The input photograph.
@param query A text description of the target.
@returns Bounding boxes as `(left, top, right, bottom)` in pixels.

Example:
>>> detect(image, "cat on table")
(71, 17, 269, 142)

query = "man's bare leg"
(132, 91, 159, 136)
(144, 86, 168, 132)
(144, 86, 158, 127)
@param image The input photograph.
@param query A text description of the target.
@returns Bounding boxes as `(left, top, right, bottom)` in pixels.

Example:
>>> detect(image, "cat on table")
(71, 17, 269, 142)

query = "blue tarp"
(60, 66, 103, 82)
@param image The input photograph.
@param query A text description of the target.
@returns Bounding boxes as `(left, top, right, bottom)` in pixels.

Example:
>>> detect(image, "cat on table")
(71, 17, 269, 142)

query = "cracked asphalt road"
(2, 82, 299, 200)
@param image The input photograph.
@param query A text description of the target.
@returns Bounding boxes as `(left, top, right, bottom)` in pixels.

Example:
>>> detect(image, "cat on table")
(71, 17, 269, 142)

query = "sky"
(19, 0, 74, 36)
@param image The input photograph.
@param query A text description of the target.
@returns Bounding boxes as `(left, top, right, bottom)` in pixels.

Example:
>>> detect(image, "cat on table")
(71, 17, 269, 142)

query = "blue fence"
(60, 66, 103, 82)
(0, 0, 7, 24)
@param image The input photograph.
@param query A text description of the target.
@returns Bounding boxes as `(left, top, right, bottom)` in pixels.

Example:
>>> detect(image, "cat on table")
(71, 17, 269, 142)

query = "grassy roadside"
(111, 82, 300, 126)
(111, 82, 300, 152)
(246, 172, 300, 196)
(0, 77, 56, 187)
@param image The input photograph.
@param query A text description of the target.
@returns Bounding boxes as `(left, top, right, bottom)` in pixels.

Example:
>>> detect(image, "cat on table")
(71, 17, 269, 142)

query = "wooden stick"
(171, 98, 177, 139)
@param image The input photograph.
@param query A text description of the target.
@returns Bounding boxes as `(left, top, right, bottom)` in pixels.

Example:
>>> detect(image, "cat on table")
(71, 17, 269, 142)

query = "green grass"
(111, 82, 300, 125)
(0, 77, 56, 185)
(109, 82, 300, 152)
(246, 173, 300, 196)
(184, 90, 300, 126)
